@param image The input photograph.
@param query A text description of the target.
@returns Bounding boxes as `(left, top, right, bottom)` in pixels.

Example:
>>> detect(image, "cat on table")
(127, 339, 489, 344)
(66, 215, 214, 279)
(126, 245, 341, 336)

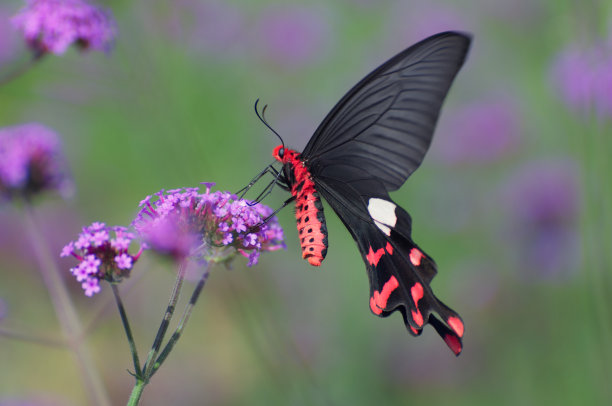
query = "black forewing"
(314, 174, 464, 355)
(302, 31, 471, 191)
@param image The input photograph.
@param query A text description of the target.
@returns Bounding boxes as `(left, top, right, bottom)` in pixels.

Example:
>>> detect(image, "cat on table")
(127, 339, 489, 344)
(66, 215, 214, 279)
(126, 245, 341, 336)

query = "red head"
(272, 145, 285, 162)
(273, 145, 298, 164)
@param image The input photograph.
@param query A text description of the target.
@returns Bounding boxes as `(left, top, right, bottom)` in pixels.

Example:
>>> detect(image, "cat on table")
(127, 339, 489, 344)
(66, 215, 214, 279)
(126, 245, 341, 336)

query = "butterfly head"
(272, 145, 284, 162)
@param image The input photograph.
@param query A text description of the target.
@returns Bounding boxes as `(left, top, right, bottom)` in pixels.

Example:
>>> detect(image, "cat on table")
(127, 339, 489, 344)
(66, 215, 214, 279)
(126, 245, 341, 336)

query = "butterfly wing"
(314, 174, 464, 355)
(302, 31, 471, 191)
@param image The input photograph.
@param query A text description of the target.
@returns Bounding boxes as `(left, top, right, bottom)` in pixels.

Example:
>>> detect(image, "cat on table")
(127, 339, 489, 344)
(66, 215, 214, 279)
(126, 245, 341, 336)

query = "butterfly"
(248, 31, 471, 355)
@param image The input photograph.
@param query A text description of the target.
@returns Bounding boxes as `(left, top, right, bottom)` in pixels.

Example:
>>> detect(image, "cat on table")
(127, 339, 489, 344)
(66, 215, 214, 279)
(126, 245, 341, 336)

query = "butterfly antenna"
(254, 99, 284, 148)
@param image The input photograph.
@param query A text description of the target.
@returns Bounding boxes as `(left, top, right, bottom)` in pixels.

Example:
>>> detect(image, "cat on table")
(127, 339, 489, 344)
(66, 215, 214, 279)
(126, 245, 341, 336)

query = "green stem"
(111, 285, 142, 377)
(0, 51, 45, 86)
(141, 261, 187, 379)
(22, 205, 111, 406)
(126, 379, 146, 406)
(150, 265, 211, 377)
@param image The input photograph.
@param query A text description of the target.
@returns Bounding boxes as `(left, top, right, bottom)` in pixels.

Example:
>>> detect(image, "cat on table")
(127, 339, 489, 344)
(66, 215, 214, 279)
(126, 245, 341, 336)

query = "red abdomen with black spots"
(273, 145, 328, 266)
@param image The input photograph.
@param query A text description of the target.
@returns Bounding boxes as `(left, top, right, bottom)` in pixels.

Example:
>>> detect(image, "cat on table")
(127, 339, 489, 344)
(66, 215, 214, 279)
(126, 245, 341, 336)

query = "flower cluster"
(132, 183, 285, 266)
(61, 222, 142, 296)
(551, 37, 612, 118)
(11, 0, 117, 55)
(0, 123, 72, 202)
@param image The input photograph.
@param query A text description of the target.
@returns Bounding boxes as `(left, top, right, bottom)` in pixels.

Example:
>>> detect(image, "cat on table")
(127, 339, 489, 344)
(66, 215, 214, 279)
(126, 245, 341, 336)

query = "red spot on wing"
(366, 246, 385, 267)
(410, 283, 424, 305)
(447, 316, 464, 338)
(370, 297, 382, 315)
(370, 276, 399, 313)
(409, 326, 420, 335)
(443, 333, 463, 356)
(409, 282, 425, 327)
(385, 242, 393, 255)
(411, 310, 424, 327)
(409, 248, 423, 266)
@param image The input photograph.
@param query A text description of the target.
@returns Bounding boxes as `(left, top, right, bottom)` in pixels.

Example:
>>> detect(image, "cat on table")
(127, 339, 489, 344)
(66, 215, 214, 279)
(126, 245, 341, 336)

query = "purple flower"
(91, 230, 109, 247)
(222, 233, 233, 245)
(254, 5, 332, 68)
(243, 233, 258, 247)
(114, 253, 133, 270)
(132, 184, 285, 266)
(11, 0, 117, 56)
(0, 123, 72, 202)
(81, 278, 100, 297)
(247, 251, 259, 267)
(433, 96, 522, 165)
(81, 254, 101, 273)
(232, 217, 246, 233)
(71, 262, 90, 282)
(59, 241, 73, 257)
(61, 223, 142, 296)
(551, 36, 612, 118)
(500, 159, 581, 280)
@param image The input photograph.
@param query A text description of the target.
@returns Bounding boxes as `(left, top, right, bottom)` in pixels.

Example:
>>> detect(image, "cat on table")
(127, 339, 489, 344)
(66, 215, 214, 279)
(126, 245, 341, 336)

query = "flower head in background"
(501, 159, 581, 280)
(254, 4, 332, 68)
(133, 183, 285, 266)
(61, 222, 142, 296)
(167, 0, 245, 57)
(433, 96, 522, 166)
(551, 36, 612, 119)
(0, 123, 72, 202)
(11, 0, 117, 56)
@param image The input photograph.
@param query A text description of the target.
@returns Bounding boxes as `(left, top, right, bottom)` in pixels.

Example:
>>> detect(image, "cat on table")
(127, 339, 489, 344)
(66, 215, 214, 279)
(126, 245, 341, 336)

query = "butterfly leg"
(261, 195, 296, 224)
(237, 161, 279, 199)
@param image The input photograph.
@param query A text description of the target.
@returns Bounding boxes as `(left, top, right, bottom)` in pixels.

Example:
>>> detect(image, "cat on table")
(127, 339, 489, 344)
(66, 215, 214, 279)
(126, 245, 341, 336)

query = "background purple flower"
(500, 158, 581, 280)
(253, 4, 332, 68)
(551, 34, 612, 118)
(11, 0, 117, 55)
(433, 96, 522, 165)
(0, 123, 73, 201)
(166, 0, 245, 57)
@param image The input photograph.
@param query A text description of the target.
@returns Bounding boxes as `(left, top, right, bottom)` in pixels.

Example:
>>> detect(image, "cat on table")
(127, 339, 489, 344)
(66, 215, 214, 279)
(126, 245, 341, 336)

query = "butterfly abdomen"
(295, 189, 328, 266)
(273, 146, 328, 266)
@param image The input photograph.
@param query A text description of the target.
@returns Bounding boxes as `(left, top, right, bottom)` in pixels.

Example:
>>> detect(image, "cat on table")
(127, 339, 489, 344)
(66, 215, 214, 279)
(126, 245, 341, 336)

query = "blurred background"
(1, 0, 612, 405)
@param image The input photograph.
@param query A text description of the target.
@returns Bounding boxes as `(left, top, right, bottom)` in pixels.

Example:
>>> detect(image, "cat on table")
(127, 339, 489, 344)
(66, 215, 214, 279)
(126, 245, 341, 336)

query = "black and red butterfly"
(247, 31, 471, 355)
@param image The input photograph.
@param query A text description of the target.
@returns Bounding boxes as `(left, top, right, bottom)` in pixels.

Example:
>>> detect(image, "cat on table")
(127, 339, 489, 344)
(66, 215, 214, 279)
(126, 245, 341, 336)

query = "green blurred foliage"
(1, 0, 612, 405)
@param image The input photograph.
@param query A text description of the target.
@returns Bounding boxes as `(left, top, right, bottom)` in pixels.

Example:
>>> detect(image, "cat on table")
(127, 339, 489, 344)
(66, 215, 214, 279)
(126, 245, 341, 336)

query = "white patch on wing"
(367, 198, 397, 236)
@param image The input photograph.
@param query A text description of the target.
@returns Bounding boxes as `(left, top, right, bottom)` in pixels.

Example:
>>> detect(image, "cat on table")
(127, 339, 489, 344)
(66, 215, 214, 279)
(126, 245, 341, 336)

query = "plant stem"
(126, 379, 146, 406)
(0, 326, 66, 348)
(22, 205, 111, 406)
(111, 285, 142, 377)
(141, 261, 187, 378)
(150, 265, 211, 377)
(0, 51, 45, 86)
